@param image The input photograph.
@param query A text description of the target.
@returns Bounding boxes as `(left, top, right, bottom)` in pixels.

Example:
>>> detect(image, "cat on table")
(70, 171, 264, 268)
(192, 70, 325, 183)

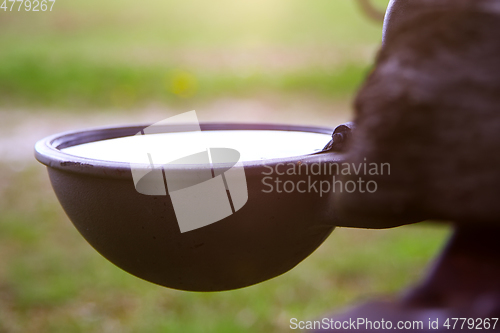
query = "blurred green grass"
(0, 165, 450, 333)
(0, 57, 367, 107)
(0, 0, 389, 108)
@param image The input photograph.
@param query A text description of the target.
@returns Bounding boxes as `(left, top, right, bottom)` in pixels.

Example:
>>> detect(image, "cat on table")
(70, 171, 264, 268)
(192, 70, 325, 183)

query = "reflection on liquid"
(62, 130, 331, 163)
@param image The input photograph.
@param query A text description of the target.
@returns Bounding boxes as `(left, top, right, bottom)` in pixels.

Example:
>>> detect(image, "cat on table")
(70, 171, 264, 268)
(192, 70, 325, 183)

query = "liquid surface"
(62, 130, 331, 164)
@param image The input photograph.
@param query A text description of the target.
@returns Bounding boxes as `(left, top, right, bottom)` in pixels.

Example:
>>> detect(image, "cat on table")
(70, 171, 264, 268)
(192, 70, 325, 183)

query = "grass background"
(0, 0, 388, 108)
(0, 0, 452, 332)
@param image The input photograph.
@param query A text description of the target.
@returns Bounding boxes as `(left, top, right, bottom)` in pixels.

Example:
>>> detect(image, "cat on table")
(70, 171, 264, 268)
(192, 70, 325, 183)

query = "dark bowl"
(35, 123, 344, 291)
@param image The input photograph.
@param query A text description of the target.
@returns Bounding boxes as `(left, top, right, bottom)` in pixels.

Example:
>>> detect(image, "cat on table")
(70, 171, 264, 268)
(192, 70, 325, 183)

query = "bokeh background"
(0, 0, 450, 332)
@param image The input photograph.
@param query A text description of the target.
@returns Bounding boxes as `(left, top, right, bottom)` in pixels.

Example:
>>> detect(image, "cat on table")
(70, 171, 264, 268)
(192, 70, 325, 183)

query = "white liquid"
(62, 130, 331, 164)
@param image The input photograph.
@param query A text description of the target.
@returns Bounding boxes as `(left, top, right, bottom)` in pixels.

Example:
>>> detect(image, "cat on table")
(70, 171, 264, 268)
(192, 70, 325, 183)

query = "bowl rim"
(34, 123, 337, 179)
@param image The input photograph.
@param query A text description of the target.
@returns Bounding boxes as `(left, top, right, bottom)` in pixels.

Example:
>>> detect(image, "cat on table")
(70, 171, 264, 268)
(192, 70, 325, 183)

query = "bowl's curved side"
(46, 158, 337, 291)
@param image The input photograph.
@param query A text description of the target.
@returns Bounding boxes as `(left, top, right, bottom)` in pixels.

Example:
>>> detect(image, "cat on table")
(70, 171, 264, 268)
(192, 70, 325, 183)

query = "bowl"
(35, 123, 344, 291)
